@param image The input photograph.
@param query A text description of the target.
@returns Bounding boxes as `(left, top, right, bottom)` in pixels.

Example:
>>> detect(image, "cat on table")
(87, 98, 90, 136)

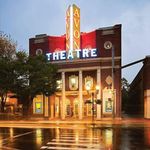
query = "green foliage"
(121, 77, 130, 91)
(0, 57, 14, 112)
(121, 78, 130, 112)
(0, 32, 16, 112)
(0, 32, 58, 115)
(0, 31, 16, 59)
(11, 52, 58, 116)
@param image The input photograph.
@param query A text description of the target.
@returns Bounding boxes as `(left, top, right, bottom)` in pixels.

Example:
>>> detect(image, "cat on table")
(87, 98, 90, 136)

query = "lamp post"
(86, 85, 100, 125)
(91, 92, 94, 123)
(104, 41, 115, 118)
(112, 45, 115, 118)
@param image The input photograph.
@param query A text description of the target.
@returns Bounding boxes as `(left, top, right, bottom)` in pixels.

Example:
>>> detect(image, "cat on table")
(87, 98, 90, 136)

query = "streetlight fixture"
(104, 41, 115, 118)
(85, 84, 100, 125)
(111, 45, 115, 118)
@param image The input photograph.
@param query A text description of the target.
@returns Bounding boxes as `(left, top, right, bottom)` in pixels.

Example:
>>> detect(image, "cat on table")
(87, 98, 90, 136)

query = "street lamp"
(86, 84, 100, 125)
(105, 41, 115, 118)
(111, 45, 115, 118)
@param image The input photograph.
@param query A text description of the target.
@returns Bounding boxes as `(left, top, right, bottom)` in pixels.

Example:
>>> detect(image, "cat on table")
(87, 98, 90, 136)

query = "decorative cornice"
(51, 56, 121, 65)
(58, 66, 120, 72)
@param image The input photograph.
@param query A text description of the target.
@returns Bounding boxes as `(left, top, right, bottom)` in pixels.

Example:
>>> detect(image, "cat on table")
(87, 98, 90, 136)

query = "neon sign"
(46, 5, 98, 61)
(46, 48, 97, 61)
(66, 4, 80, 51)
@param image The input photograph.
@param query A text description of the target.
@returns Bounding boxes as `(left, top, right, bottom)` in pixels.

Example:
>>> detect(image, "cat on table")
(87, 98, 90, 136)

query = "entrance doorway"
(73, 98, 78, 117)
(66, 99, 72, 117)
(65, 98, 79, 118)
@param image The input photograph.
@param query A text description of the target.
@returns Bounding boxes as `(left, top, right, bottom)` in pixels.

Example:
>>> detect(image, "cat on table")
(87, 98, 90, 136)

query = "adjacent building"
(129, 56, 150, 119)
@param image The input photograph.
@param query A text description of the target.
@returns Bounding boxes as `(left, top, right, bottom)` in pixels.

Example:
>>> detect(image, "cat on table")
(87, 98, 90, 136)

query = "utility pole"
(112, 45, 115, 118)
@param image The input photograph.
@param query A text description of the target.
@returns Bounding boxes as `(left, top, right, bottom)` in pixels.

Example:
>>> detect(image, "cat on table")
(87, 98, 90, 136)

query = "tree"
(0, 32, 16, 112)
(12, 51, 58, 117)
(0, 31, 16, 59)
(0, 57, 15, 112)
(121, 78, 130, 113)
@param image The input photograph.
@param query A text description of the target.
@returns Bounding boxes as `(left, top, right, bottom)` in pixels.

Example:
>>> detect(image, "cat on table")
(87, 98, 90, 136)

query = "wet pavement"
(0, 124, 150, 150)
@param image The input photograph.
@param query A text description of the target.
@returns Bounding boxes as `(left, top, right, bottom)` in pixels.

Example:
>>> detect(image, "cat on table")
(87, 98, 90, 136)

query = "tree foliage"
(0, 57, 15, 112)
(11, 52, 58, 117)
(0, 31, 16, 59)
(0, 32, 58, 116)
(0, 32, 16, 112)
(121, 77, 130, 112)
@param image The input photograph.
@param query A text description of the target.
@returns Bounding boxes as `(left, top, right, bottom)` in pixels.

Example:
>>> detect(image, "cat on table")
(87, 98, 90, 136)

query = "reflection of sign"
(69, 75, 78, 90)
(85, 76, 93, 90)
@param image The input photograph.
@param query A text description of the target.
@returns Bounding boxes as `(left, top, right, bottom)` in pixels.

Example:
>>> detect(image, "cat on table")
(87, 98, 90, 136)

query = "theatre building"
(29, 4, 122, 120)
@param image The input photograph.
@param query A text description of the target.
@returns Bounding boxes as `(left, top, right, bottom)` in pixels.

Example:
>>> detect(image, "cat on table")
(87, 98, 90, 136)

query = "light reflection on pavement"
(0, 123, 149, 150)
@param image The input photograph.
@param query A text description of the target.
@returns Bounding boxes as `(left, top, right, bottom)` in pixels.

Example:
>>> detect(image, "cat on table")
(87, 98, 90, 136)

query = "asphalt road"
(0, 123, 150, 150)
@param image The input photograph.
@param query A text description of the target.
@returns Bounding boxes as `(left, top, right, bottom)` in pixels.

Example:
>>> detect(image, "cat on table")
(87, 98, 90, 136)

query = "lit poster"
(35, 102, 42, 113)
(105, 100, 112, 112)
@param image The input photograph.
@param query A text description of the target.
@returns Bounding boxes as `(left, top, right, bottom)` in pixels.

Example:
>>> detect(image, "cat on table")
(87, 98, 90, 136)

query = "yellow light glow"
(0, 136, 3, 147)
(57, 80, 62, 89)
(109, 89, 112, 94)
(86, 85, 91, 91)
(75, 130, 79, 143)
(9, 128, 14, 138)
(96, 85, 100, 91)
(105, 129, 113, 147)
(36, 103, 41, 109)
(36, 129, 42, 145)
(56, 128, 60, 142)
(71, 78, 76, 84)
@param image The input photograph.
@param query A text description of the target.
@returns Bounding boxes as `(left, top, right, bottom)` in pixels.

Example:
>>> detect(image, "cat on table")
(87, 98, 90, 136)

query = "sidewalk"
(0, 117, 150, 125)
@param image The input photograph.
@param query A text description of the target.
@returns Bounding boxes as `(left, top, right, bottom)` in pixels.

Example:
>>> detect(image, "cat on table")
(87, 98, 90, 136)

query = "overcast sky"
(0, 0, 150, 83)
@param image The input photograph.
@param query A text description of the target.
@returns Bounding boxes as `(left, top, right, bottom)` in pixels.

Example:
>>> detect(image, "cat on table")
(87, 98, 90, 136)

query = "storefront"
(29, 4, 121, 120)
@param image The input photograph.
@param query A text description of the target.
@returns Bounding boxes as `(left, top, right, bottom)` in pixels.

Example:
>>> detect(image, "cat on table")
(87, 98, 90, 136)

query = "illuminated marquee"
(46, 48, 97, 61)
(66, 4, 80, 51)
(46, 4, 98, 61)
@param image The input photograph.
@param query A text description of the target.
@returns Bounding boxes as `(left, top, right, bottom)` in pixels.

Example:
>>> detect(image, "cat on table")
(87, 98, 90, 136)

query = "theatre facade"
(29, 4, 122, 120)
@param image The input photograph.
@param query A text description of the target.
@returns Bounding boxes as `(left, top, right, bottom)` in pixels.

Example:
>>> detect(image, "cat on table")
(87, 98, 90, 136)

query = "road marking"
(1, 131, 34, 148)
(59, 135, 88, 137)
(59, 133, 85, 135)
(41, 146, 100, 150)
(40, 146, 48, 149)
(0, 146, 20, 150)
(47, 141, 102, 147)
(59, 136, 99, 140)
(2, 131, 34, 141)
(52, 139, 99, 143)
(40, 129, 104, 150)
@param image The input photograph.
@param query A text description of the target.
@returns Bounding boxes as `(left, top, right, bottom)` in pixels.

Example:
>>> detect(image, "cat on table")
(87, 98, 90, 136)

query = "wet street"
(0, 124, 150, 150)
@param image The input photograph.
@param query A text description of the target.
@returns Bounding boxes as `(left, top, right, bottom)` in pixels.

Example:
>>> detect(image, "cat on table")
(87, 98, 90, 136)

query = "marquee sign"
(46, 48, 97, 61)
(46, 4, 98, 61)
(66, 4, 80, 51)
